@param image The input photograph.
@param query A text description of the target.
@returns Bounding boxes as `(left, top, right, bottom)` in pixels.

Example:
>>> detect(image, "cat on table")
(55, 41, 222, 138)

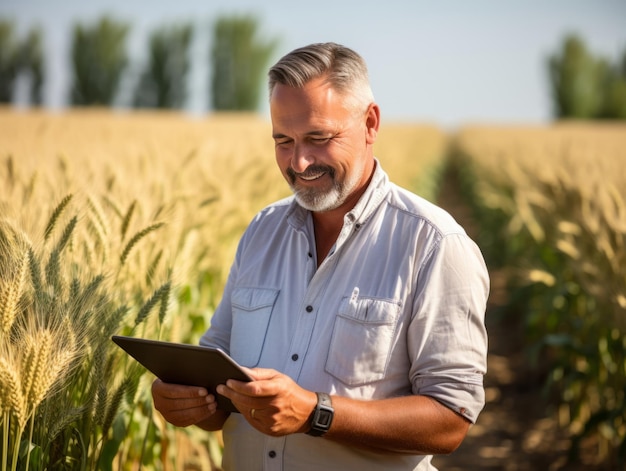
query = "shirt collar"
(344, 158, 388, 228)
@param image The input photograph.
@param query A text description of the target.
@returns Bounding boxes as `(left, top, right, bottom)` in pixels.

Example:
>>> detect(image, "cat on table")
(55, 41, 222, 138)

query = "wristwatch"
(306, 392, 334, 437)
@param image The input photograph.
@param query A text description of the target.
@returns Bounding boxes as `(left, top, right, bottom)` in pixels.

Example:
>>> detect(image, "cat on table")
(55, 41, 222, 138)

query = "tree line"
(548, 33, 626, 119)
(1, 17, 625, 119)
(0, 14, 278, 112)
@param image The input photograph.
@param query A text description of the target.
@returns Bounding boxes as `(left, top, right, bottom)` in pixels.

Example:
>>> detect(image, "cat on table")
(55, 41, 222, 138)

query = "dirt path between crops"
(430, 164, 593, 471)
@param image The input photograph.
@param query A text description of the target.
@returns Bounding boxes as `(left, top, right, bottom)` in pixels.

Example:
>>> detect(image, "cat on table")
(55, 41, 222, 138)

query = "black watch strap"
(306, 392, 334, 437)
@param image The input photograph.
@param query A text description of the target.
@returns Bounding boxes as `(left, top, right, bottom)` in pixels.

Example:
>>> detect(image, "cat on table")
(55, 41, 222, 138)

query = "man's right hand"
(151, 378, 229, 430)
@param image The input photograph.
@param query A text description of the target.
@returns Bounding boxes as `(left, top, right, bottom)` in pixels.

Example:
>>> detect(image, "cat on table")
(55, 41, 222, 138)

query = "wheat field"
(0, 108, 447, 469)
(5, 107, 623, 468)
(455, 122, 626, 466)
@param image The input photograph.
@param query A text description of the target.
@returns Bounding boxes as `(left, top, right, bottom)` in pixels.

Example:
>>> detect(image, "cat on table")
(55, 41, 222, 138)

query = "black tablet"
(112, 335, 252, 413)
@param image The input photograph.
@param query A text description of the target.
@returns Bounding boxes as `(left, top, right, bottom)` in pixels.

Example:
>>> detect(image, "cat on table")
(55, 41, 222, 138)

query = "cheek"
(275, 150, 291, 175)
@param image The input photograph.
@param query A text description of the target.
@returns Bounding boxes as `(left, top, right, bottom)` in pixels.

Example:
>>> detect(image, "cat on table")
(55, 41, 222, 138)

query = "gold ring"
(251, 408, 256, 419)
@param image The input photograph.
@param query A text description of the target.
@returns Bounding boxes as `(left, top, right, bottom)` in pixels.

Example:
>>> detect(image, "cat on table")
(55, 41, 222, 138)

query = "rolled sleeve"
(409, 232, 489, 423)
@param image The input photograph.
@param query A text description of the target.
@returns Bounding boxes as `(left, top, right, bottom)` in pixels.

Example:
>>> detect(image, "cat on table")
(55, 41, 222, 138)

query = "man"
(152, 42, 489, 470)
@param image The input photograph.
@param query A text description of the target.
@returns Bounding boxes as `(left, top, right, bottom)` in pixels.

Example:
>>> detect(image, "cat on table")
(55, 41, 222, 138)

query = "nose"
(290, 143, 315, 174)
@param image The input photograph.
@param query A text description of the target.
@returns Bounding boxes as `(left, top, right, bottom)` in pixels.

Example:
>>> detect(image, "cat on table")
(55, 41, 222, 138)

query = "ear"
(364, 103, 380, 145)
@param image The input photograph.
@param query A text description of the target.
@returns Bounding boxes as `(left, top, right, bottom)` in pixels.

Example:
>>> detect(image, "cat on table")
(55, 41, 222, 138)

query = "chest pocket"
(325, 295, 401, 386)
(230, 287, 280, 367)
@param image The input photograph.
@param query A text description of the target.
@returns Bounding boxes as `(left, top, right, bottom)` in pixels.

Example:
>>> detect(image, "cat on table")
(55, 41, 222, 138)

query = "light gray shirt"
(201, 161, 489, 471)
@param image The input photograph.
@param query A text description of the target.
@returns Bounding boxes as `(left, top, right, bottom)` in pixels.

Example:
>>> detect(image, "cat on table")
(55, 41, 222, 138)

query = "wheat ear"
(119, 222, 164, 266)
(0, 250, 29, 335)
(30, 349, 74, 411)
(120, 200, 137, 241)
(145, 249, 163, 285)
(23, 171, 38, 204)
(134, 281, 170, 326)
(44, 194, 73, 242)
(86, 195, 110, 237)
(101, 377, 131, 436)
(54, 215, 78, 253)
(20, 330, 51, 411)
(0, 357, 26, 426)
(4, 155, 15, 190)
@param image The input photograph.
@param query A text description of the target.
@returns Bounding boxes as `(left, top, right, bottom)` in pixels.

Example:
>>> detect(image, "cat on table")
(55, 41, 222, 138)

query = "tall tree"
(71, 16, 129, 106)
(20, 27, 44, 105)
(134, 23, 193, 109)
(547, 34, 606, 119)
(0, 21, 43, 105)
(210, 15, 278, 111)
(599, 49, 626, 119)
(0, 20, 20, 103)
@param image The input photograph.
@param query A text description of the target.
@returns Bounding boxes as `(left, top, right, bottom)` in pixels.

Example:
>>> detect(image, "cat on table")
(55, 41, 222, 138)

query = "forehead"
(270, 77, 352, 133)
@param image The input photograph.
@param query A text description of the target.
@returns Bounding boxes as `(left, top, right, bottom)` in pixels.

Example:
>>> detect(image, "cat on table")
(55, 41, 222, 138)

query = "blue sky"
(1, 0, 625, 127)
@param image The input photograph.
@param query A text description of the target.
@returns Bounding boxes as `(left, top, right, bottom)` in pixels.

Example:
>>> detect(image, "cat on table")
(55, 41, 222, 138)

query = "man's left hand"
(217, 368, 317, 436)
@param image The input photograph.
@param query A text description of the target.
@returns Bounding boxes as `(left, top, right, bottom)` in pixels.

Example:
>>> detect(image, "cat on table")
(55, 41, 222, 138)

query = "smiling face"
(270, 75, 380, 213)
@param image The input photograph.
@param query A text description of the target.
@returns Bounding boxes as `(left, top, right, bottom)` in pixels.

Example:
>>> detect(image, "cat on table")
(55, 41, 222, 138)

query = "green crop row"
(453, 123, 626, 469)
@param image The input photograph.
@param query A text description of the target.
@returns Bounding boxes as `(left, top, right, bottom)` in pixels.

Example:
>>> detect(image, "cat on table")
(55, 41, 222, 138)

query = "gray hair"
(268, 42, 375, 113)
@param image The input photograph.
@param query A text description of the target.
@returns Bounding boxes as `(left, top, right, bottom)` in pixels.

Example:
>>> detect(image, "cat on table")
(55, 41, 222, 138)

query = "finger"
(152, 379, 217, 420)
(216, 383, 261, 415)
(152, 378, 209, 399)
(224, 369, 287, 397)
(162, 400, 218, 428)
(244, 367, 281, 381)
(152, 380, 217, 415)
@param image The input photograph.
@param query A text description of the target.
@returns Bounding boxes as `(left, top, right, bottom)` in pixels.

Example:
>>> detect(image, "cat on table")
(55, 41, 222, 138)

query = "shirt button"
(268, 450, 276, 458)
(306, 305, 313, 312)
(291, 354, 299, 361)
(308, 252, 313, 258)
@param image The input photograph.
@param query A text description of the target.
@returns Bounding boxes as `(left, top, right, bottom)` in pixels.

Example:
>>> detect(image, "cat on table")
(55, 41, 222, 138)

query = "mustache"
(286, 165, 335, 182)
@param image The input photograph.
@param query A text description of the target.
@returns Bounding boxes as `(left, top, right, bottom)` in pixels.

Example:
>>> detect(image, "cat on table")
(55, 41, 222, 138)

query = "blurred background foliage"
(0, 19, 43, 105)
(210, 15, 278, 111)
(1, 15, 625, 118)
(133, 23, 194, 109)
(548, 33, 626, 119)
(0, 13, 279, 112)
(70, 17, 130, 106)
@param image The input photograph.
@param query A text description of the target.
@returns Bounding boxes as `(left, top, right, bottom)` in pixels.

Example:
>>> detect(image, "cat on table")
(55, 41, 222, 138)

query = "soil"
(430, 165, 601, 471)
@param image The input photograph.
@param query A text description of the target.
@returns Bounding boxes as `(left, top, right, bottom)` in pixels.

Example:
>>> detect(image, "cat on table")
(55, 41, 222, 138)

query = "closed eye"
(274, 138, 293, 147)
(311, 137, 331, 145)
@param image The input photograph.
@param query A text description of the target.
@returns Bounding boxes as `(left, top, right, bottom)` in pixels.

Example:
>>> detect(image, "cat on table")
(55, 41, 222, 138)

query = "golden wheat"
(0, 108, 447, 469)
(0, 250, 28, 335)
(455, 122, 626, 465)
(0, 357, 25, 426)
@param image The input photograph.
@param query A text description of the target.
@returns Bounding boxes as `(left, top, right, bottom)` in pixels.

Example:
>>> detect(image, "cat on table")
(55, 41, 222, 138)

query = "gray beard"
(286, 162, 364, 212)
(293, 184, 343, 212)
(287, 165, 342, 212)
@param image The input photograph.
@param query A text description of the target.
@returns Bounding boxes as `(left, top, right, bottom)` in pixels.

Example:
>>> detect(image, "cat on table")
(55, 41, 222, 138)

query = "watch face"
(316, 408, 333, 428)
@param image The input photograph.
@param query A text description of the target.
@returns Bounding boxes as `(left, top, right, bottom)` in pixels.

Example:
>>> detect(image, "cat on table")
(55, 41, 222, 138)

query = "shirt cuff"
(414, 375, 485, 423)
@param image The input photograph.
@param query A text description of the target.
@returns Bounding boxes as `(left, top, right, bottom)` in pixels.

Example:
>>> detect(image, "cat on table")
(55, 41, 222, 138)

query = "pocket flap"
(232, 287, 280, 310)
